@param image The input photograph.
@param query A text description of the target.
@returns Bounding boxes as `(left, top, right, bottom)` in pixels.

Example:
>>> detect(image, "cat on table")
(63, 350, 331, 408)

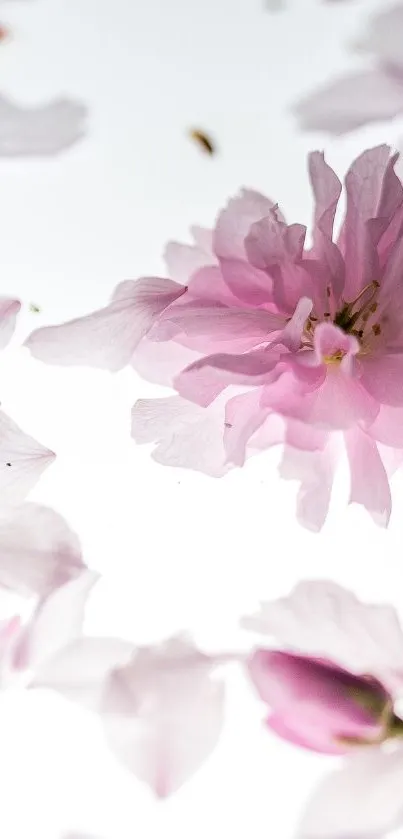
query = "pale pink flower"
(32, 633, 226, 798)
(295, 5, 403, 134)
(243, 581, 403, 839)
(27, 145, 403, 529)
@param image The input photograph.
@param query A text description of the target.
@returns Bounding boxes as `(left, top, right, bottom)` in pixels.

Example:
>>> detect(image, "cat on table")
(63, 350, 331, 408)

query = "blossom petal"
(242, 581, 403, 689)
(25, 278, 186, 371)
(164, 241, 216, 285)
(295, 70, 403, 135)
(131, 396, 228, 476)
(297, 747, 403, 839)
(308, 152, 344, 300)
(151, 301, 284, 344)
(0, 503, 83, 598)
(214, 189, 284, 261)
(16, 570, 98, 672)
(0, 298, 21, 348)
(360, 354, 403, 406)
(100, 637, 225, 798)
(367, 404, 403, 448)
(340, 146, 401, 300)
(175, 349, 282, 407)
(0, 95, 87, 156)
(279, 439, 335, 531)
(224, 390, 270, 466)
(345, 427, 391, 527)
(218, 259, 273, 306)
(0, 411, 55, 507)
(31, 636, 133, 711)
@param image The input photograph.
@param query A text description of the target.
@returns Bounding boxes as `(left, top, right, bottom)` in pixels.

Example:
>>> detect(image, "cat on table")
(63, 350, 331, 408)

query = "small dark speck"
(189, 129, 216, 155)
(5, 462, 11, 467)
(224, 422, 233, 428)
(29, 303, 41, 314)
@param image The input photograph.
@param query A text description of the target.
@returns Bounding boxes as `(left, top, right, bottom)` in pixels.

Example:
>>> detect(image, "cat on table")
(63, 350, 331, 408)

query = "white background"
(0, 0, 402, 836)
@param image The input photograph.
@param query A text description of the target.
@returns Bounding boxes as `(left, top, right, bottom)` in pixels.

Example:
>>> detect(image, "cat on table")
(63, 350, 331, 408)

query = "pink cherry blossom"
(295, 5, 403, 134)
(243, 581, 403, 839)
(26, 145, 403, 529)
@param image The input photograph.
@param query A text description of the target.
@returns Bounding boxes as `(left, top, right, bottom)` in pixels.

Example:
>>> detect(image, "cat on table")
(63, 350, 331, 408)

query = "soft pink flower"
(248, 650, 394, 755)
(26, 145, 403, 529)
(295, 5, 403, 134)
(243, 581, 403, 839)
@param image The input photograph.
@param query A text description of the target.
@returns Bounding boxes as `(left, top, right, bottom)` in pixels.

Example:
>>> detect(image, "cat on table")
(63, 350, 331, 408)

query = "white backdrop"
(0, 0, 402, 836)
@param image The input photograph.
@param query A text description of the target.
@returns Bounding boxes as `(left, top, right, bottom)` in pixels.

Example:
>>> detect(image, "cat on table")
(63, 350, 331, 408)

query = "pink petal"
(131, 396, 228, 476)
(164, 241, 216, 285)
(297, 747, 403, 839)
(150, 301, 284, 345)
(0, 411, 55, 507)
(295, 70, 403, 135)
(242, 581, 403, 690)
(0, 95, 87, 156)
(280, 297, 313, 352)
(345, 427, 391, 526)
(245, 213, 306, 272)
(219, 259, 273, 306)
(0, 298, 21, 348)
(0, 502, 83, 598)
(185, 266, 243, 307)
(360, 354, 403, 406)
(100, 636, 225, 798)
(279, 439, 335, 531)
(25, 278, 186, 371)
(309, 151, 342, 242)
(31, 636, 133, 711)
(340, 146, 401, 300)
(16, 569, 98, 672)
(367, 404, 403, 448)
(224, 389, 270, 466)
(175, 348, 282, 407)
(132, 336, 199, 387)
(298, 370, 379, 430)
(308, 152, 344, 300)
(214, 189, 284, 261)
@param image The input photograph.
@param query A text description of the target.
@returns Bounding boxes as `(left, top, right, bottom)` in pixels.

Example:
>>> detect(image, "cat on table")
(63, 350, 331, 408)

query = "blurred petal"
(132, 395, 228, 476)
(0, 95, 87, 156)
(16, 569, 98, 672)
(0, 298, 20, 348)
(295, 70, 403, 135)
(26, 278, 186, 371)
(242, 581, 403, 690)
(355, 4, 403, 71)
(298, 747, 403, 839)
(0, 411, 55, 507)
(0, 503, 83, 598)
(101, 637, 225, 798)
(31, 636, 133, 711)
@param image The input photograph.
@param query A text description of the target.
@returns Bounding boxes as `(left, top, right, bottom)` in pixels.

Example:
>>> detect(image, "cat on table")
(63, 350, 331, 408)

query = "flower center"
(303, 280, 383, 355)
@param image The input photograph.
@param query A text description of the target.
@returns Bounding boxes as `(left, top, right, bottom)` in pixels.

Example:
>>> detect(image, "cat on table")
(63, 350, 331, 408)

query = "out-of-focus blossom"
(26, 146, 403, 529)
(0, 95, 87, 157)
(243, 580, 403, 839)
(248, 650, 395, 754)
(295, 5, 403, 134)
(33, 634, 225, 798)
